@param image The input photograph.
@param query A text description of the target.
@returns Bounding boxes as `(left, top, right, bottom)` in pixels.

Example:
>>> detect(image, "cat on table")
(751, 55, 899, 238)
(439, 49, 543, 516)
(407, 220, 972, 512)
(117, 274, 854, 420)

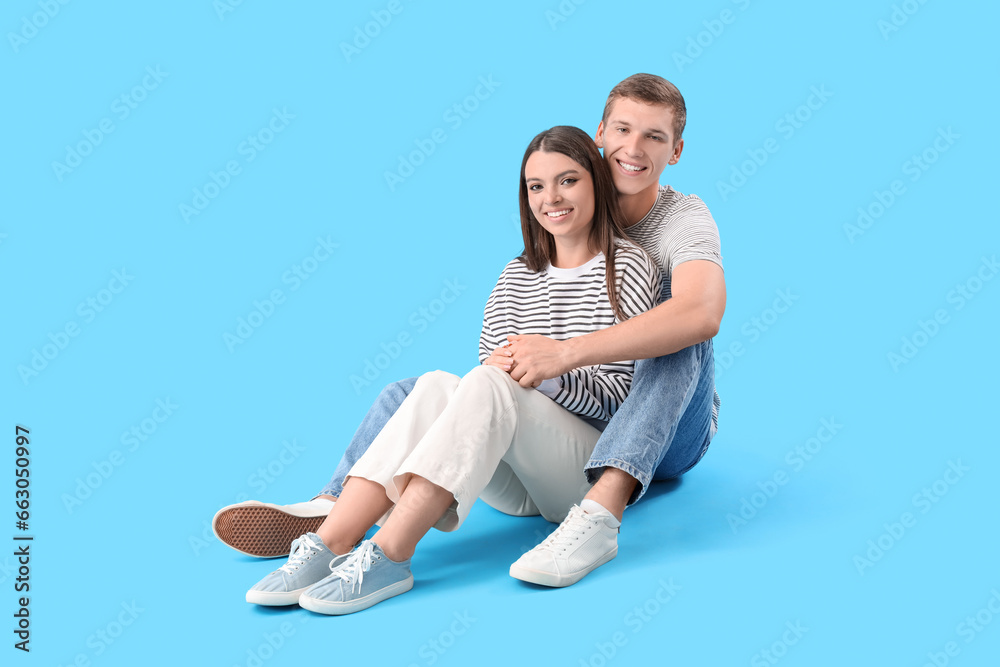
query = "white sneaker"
(212, 498, 335, 558)
(509, 504, 619, 587)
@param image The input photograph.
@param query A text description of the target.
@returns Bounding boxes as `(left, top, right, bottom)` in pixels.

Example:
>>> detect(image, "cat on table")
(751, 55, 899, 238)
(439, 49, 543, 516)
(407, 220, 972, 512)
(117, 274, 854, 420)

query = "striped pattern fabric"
(479, 241, 660, 422)
(623, 185, 724, 430)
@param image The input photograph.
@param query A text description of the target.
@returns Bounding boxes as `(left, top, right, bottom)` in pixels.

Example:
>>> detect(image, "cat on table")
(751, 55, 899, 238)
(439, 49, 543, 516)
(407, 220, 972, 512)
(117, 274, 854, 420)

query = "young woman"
(245, 126, 661, 614)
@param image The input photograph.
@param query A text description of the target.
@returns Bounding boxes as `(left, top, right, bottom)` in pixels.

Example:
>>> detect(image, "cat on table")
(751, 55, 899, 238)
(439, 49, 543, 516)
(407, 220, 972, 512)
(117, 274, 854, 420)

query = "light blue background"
(3, 1, 998, 665)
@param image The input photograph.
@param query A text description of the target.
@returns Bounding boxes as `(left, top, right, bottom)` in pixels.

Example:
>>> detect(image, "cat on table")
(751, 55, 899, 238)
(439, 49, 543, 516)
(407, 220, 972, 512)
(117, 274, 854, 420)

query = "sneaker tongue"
(579, 500, 620, 528)
(579, 499, 609, 516)
(546, 510, 589, 548)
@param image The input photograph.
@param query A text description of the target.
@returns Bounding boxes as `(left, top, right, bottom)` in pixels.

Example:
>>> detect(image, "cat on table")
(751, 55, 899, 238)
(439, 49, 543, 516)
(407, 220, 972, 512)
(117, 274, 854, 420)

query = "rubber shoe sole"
(298, 575, 414, 615)
(213, 503, 326, 558)
(509, 546, 618, 588)
(245, 585, 313, 606)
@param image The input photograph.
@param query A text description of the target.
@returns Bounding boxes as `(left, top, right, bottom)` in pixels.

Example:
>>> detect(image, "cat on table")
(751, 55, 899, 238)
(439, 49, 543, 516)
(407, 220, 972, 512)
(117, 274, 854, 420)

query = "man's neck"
(619, 184, 660, 227)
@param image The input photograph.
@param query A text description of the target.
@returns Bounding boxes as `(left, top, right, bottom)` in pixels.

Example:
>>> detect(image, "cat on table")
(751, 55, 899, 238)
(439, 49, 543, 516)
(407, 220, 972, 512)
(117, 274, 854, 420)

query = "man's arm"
(507, 259, 726, 387)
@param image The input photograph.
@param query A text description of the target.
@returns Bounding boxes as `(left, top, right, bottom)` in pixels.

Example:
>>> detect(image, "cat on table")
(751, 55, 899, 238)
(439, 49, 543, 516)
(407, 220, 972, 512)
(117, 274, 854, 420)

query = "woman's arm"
(479, 262, 512, 365)
(534, 247, 661, 420)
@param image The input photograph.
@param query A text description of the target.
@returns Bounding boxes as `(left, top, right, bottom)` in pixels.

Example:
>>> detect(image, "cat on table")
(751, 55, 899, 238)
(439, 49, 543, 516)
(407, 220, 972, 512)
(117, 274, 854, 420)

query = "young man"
(213, 73, 725, 587)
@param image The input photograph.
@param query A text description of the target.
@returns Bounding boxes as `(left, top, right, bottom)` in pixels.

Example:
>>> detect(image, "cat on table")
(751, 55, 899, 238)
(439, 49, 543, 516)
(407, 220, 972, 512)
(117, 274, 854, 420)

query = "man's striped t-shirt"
(623, 184, 724, 430)
(479, 240, 660, 422)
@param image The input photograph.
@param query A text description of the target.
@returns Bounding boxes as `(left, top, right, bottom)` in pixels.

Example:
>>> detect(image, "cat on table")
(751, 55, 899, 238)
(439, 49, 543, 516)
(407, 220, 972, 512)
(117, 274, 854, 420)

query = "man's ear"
(595, 121, 605, 149)
(669, 138, 684, 165)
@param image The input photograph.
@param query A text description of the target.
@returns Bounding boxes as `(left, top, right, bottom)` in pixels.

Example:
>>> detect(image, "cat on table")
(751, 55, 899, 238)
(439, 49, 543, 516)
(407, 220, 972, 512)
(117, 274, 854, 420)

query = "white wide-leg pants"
(347, 365, 603, 530)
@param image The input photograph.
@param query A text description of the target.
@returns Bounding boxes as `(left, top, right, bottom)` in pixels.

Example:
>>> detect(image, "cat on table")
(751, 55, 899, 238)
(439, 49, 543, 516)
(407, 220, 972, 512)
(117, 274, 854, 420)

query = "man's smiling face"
(595, 97, 684, 199)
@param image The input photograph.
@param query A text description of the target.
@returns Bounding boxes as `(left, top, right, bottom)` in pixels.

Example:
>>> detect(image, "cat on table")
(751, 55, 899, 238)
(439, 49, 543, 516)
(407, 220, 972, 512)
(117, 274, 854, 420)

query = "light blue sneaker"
(298, 540, 413, 615)
(246, 533, 346, 605)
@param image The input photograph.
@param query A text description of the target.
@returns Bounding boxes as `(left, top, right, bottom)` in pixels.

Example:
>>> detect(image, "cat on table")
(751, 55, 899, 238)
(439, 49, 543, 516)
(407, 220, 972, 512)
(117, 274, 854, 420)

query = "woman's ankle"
(371, 535, 413, 562)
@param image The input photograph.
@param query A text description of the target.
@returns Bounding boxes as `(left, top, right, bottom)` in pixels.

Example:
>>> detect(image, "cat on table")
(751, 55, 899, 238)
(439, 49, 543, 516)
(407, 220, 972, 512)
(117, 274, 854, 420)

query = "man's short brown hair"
(602, 73, 687, 144)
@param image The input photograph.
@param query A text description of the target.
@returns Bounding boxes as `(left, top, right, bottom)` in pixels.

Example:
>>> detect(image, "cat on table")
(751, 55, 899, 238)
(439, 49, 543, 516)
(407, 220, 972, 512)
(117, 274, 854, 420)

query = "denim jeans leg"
(317, 377, 418, 498)
(584, 339, 717, 505)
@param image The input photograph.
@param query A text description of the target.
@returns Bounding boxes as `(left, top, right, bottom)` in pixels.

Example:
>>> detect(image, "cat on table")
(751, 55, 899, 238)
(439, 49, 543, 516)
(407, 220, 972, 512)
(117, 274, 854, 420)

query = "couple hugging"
(213, 73, 726, 615)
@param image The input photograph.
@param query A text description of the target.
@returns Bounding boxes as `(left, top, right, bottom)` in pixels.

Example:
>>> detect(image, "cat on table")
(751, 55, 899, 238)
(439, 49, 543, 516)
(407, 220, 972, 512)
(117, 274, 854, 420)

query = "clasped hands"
(482, 334, 571, 388)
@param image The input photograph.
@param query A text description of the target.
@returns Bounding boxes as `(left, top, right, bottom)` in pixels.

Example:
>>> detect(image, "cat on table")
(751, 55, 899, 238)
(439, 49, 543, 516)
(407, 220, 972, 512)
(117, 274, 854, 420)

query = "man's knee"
(639, 339, 711, 371)
(380, 377, 417, 402)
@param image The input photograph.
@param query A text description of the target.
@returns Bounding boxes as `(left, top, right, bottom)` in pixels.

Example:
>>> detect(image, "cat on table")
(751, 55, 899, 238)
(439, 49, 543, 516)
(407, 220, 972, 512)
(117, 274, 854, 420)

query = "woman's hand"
(506, 334, 573, 387)
(483, 344, 515, 373)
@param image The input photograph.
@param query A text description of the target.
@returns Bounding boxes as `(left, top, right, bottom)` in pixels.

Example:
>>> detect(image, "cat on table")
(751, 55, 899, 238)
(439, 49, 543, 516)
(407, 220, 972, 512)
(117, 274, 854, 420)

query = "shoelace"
(537, 506, 594, 554)
(277, 534, 322, 574)
(330, 541, 378, 594)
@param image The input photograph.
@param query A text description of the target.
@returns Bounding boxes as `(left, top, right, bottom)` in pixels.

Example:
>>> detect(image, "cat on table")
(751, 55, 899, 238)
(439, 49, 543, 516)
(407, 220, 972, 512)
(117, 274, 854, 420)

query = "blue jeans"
(318, 340, 718, 505)
(319, 378, 419, 498)
(585, 338, 717, 504)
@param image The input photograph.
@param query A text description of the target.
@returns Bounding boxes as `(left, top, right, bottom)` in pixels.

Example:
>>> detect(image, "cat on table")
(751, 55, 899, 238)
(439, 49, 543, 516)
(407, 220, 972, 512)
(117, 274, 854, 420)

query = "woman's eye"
(561, 178, 577, 185)
(529, 184, 542, 192)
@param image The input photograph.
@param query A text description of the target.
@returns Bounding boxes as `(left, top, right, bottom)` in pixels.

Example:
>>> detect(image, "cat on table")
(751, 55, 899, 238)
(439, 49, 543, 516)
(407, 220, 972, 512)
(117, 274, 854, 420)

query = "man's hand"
(506, 334, 573, 387)
(482, 344, 514, 373)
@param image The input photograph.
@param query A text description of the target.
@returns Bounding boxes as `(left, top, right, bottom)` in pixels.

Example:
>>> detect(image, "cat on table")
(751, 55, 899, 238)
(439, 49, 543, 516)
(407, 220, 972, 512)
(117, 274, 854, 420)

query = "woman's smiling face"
(524, 150, 595, 249)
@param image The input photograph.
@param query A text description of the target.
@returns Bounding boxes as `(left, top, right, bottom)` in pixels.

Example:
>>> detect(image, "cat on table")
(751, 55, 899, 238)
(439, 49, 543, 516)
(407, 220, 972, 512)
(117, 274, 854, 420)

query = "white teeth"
(619, 160, 644, 172)
(546, 209, 570, 218)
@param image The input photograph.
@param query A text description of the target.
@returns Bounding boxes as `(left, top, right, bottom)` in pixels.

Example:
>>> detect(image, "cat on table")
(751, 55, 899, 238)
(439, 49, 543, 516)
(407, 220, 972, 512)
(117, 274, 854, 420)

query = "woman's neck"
(551, 238, 601, 269)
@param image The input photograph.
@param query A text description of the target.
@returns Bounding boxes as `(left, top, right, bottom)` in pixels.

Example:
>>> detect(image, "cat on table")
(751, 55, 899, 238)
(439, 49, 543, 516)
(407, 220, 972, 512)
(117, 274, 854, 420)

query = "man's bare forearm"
(507, 261, 726, 387)
(564, 296, 720, 368)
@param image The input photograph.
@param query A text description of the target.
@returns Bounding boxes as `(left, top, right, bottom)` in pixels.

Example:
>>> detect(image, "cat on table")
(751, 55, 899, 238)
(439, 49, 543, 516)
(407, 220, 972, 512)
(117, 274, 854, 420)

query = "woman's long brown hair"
(517, 125, 632, 321)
